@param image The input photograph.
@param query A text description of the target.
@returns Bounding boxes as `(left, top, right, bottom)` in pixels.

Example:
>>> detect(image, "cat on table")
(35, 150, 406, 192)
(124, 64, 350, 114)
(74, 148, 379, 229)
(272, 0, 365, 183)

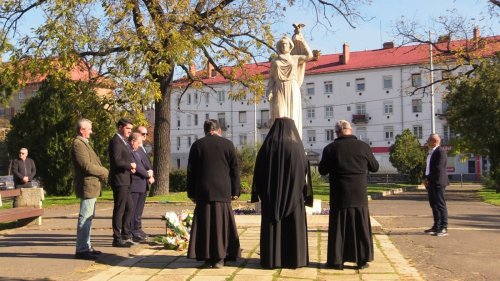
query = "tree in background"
(236, 144, 258, 194)
(389, 129, 427, 184)
(6, 76, 116, 195)
(445, 57, 500, 192)
(0, 1, 369, 195)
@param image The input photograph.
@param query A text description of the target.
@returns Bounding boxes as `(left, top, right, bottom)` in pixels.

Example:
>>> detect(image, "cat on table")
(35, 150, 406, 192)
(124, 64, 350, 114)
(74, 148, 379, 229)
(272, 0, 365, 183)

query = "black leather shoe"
(424, 227, 437, 235)
(89, 247, 102, 255)
(357, 262, 369, 270)
(112, 240, 132, 248)
(132, 236, 147, 243)
(75, 251, 98, 260)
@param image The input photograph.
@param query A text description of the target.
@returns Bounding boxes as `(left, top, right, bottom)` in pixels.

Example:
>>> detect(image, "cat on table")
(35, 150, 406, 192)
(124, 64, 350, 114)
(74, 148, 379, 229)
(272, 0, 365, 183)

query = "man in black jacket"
(186, 119, 241, 268)
(11, 147, 36, 207)
(109, 118, 136, 247)
(423, 133, 449, 237)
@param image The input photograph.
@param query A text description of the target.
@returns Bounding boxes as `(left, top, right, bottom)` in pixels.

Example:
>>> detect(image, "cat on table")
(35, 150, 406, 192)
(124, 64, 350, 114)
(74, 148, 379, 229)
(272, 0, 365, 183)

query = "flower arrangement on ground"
(154, 211, 194, 250)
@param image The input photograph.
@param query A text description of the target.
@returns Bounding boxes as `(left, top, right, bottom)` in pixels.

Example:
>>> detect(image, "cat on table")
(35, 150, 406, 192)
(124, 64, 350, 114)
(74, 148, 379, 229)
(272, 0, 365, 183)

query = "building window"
(326, 129, 335, 142)
(217, 90, 225, 102)
(324, 81, 333, 94)
(176, 137, 181, 149)
(383, 75, 393, 89)
(307, 107, 315, 119)
(413, 125, 423, 139)
(239, 134, 247, 145)
(306, 83, 315, 95)
(384, 101, 393, 115)
(357, 127, 367, 142)
(18, 91, 25, 100)
(187, 115, 192, 126)
(176, 159, 181, 169)
(187, 93, 191, 105)
(205, 92, 210, 104)
(307, 130, 316, 143)
(194, 93, 199, 104)
(176, 114, 181, 127)
(411, 73, 422, 87)
(205, 113, 209, 120)
(355, 78, 365, 91)
(239, 111, 247, 123)
(325, 105, 334, 118)
(194, 114, 198, 126)
(218, 112, 226, 128)
(384, 126, 394, 140)
(187, 136, 192, 147)
(412, 99, 422, 113)
(356, 103, 366, 115)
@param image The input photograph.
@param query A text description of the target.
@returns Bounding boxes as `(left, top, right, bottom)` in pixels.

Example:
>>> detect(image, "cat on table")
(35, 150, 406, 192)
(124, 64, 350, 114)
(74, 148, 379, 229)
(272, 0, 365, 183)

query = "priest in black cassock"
(187, 119, 241, 268)
(251, 118, 313, 269)
(318, 120, 379, 270)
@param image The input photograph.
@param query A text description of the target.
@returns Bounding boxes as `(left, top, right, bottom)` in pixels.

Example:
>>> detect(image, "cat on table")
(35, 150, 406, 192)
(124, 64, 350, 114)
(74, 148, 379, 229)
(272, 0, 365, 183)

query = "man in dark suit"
(135, 126, 154, 238)
(128, 132, 154, 242)
(11, 147, 37, 207)
(423, 133, 449, 237)
(186, 119, 241, 268)
(109, 118, 136, 247)
(71, 119, 109, 260)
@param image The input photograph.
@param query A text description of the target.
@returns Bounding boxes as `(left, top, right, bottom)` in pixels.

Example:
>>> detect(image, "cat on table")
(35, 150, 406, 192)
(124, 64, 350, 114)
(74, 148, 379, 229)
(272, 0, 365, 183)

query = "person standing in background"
(11, 147, 36, 207)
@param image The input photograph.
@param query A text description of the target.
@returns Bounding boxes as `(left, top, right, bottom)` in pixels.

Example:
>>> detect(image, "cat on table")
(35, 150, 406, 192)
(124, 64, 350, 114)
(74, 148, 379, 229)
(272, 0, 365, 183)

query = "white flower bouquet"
(154, 211, 194, 250)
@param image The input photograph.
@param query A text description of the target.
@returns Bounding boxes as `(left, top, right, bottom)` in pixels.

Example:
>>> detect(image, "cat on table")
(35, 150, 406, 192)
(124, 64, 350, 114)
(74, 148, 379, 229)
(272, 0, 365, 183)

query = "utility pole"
(429, 30, 436, 134)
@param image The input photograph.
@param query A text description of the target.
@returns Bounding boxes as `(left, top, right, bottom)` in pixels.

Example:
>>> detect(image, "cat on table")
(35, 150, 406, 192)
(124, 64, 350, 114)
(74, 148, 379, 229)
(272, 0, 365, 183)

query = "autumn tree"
(445, 57, 500, 192)
(1, 0, 369, 195)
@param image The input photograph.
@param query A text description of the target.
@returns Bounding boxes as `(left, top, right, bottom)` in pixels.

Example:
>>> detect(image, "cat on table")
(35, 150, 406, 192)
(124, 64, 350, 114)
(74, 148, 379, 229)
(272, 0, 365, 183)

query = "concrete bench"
(0, 188, 45, 225)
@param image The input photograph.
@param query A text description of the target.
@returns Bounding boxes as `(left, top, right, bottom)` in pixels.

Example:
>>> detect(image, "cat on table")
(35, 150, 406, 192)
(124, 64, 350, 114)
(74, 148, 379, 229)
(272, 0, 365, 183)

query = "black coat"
(425, 146, 449, 187)
(318, 135, 379, 209)
(12, 157, 36, 186)
(187, 134, 240, 203)
(130, 149, 149, 193)
(108, 134, 134, 187)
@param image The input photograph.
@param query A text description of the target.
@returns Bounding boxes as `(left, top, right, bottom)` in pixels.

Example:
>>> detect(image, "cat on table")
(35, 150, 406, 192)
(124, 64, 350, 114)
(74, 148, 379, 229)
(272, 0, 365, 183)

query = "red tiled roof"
(177, 35, 499, 86)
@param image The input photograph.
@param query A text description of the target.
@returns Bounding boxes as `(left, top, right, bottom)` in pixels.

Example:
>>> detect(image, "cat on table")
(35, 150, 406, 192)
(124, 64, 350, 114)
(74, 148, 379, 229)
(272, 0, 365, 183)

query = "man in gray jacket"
(71, 119, 109, 260)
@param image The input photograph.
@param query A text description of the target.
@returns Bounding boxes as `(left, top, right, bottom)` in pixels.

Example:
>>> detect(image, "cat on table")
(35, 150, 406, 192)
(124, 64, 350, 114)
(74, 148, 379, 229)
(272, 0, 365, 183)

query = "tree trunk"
(149, 71, 173, 196)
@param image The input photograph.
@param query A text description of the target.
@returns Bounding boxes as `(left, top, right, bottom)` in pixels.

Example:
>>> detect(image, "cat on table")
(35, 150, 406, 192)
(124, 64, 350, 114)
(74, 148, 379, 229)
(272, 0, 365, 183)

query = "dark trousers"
(427, 185, 448, 229)
(131, 191, 146, 237)
(112, 186, 135, 241)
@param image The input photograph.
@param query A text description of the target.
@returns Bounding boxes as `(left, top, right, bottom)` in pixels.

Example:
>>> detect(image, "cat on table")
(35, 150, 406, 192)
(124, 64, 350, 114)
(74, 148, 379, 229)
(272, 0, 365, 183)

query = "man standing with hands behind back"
(71, 119, 109, 260)
(423, 133, 449, 237)
(109, 118, 136, 247)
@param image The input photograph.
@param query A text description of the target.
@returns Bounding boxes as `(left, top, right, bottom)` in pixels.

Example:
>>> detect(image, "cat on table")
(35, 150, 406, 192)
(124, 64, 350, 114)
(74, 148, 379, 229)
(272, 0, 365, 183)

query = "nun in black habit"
(251, 118, 313, 269)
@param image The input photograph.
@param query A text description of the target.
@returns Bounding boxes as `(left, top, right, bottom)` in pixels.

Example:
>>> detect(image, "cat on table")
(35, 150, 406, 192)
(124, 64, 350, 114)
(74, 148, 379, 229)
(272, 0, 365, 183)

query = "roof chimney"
(207, 62, 216, 78)
(341, 43, 350, 64)
(473, 26, 480, 48)
(189, 63, 197, 77)
(383, 42, 394, 49)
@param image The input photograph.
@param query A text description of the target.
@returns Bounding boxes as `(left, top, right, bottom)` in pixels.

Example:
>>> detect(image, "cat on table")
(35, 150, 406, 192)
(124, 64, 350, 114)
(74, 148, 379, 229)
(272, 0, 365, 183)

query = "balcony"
(257, 119, 271, 129)
(352, 114, 369, 124)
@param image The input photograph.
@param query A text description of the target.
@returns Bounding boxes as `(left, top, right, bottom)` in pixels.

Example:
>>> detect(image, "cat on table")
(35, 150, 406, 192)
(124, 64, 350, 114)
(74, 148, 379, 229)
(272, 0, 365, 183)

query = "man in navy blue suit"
(423, 133, 449, 237)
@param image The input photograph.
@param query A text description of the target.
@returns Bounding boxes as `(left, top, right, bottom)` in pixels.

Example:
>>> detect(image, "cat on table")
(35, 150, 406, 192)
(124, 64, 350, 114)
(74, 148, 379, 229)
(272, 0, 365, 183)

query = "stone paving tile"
(360, 273, 400, 280)
(108, 274, 150, 281)
(317, 275, 360, 281)
(196, 267, 239, 276)
(119, 267, 162, 275)
(148, 275, 190, 281)
(156, 267, 198, 275)
(138, 254, 178, 263)
(233, 275, 275, 281)
(360, 262, 394, 273)
(131, 262, 167, 269)
(237, 267, 278, 276)
(280, 267, 318, 279)
(190, 276, 228, 281)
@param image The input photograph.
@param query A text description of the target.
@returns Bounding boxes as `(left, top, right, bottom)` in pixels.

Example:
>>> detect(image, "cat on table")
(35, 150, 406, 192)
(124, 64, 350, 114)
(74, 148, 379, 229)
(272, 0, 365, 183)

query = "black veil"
(252, 118, 313, 223)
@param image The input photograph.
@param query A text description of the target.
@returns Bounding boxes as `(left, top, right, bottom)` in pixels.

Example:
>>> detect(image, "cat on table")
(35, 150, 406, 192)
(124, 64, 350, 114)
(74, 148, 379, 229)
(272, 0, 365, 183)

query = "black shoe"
(357, 262, 369, 270)
(326, 263, 343, 270)
(434, 228, 448, 237)
(75, 251, 99, 260)
(139, 230, 150, 238)
(424, 227, 437, 235)
(132, 236, 147, 243)
(212, 259, 224, 269)
(89, 247, 102, 255)
(112, 239, 132, 248)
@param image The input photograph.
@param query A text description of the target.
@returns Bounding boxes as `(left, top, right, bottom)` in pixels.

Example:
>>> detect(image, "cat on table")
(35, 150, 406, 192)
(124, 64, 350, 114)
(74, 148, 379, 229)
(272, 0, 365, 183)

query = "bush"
(170, 169, 188, 192)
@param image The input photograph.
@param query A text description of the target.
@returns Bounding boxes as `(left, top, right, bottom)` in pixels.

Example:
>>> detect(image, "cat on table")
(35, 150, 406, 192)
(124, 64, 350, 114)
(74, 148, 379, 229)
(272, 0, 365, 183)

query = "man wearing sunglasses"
(11, 147, 37, 207)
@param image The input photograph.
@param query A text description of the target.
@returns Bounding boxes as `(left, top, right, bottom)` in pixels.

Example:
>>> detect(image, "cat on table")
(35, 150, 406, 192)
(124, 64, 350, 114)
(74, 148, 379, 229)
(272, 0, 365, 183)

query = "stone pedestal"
(19, 187, 45, 208)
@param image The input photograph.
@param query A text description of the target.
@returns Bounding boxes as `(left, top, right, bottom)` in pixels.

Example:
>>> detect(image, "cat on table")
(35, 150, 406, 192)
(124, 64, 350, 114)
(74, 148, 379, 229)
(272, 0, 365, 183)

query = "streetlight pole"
(429, 30, 436, 134)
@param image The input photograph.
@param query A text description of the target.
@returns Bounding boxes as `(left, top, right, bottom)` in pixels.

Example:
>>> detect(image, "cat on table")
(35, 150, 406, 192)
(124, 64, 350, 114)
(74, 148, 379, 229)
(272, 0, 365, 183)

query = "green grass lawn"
(477, 188, 500, 206)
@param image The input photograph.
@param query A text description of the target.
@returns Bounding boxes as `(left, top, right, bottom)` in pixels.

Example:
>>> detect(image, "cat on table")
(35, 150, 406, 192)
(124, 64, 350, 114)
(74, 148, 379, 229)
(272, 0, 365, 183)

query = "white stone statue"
(267, 23, 313, 139)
